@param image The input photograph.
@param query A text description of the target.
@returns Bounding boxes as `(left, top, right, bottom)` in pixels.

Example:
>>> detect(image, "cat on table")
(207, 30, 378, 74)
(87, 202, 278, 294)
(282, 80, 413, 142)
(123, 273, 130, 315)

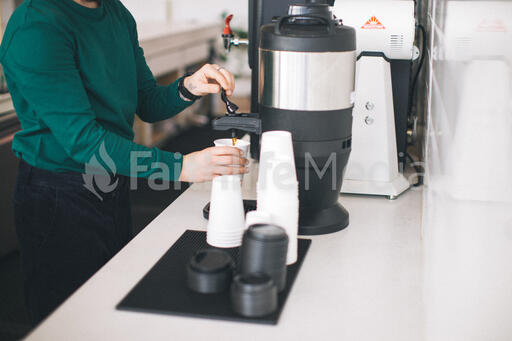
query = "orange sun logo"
(361, 16, 386, 29)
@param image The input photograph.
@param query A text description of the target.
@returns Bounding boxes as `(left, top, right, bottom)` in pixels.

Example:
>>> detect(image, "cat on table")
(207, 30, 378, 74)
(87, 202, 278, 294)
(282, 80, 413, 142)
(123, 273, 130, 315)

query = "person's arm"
(2, 22, 246, 182)
(125, 10, 235, 123)
(2, 22, 184, 180)
(130, 28, 192, 123)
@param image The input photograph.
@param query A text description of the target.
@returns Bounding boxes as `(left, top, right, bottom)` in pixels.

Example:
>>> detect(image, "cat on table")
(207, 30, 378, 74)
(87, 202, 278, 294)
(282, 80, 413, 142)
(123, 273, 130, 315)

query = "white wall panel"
(121, 0, 248, 29)
(423, 1, 512, 340)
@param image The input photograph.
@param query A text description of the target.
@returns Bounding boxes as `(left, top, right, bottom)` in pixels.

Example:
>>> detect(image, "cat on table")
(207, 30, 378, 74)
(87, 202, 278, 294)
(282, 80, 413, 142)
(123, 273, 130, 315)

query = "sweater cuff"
(162, 151, 183, 181)
(170, 78, 195, 109)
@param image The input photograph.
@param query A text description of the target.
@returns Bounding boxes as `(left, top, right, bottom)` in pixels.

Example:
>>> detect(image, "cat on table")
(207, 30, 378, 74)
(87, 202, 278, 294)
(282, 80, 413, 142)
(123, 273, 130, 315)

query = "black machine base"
(298, 202, 349, 235)
(204, 200, 348, 236)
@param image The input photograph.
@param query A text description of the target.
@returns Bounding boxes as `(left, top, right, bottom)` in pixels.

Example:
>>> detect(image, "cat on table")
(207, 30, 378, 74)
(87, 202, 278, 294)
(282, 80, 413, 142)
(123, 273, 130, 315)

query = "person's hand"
(178, 147, 248, 183)
(183, 64, 235, 97)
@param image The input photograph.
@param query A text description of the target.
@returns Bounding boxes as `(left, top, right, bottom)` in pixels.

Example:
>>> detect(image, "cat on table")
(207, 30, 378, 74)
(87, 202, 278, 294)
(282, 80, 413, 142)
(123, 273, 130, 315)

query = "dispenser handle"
(275, 15, 334, 34)
(220, 88, 239, 114)
(224, 14, 234, 35)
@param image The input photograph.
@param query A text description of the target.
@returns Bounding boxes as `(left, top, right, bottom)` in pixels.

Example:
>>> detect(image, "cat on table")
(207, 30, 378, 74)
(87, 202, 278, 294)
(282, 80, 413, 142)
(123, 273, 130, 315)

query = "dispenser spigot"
(212, 114, 261, 135)
(212, 89, 261, 135)
(222, 14, 249, 53)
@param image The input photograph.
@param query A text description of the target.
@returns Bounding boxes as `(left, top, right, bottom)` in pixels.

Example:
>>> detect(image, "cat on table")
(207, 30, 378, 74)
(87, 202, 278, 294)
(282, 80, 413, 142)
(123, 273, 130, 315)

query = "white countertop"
(24, 164, 424, 341)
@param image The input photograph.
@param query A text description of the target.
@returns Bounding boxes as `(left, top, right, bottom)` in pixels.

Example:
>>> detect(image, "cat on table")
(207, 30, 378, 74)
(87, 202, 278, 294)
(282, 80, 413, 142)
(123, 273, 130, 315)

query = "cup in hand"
(214, 138, 250, 181)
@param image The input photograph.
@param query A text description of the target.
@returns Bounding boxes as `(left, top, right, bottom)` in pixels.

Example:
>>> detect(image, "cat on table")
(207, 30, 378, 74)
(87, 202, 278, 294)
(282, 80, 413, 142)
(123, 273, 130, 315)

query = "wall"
(120, 0, 251, 98)
(171, 0, 248, 29)
(121, 0, 248, 30)
(1, 0, 17, 36)
(422, 1, 512, 340)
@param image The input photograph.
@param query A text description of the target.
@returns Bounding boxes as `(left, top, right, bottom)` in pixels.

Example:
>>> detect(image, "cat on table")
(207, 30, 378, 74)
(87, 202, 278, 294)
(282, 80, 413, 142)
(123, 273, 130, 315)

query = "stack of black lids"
(232, 224, 289, 317)
(240, 224, 289, 292)
(186, 224, 289, 318)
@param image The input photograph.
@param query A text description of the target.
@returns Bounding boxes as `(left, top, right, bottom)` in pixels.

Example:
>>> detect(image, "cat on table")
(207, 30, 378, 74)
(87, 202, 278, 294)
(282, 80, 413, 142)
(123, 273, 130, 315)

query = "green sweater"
(0, 0, 193, 180)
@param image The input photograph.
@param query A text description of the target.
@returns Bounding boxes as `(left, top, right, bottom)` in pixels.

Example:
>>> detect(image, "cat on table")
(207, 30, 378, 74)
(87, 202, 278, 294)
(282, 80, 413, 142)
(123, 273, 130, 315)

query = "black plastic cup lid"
(189, 249, 233, 274)
(187, 249, 234, 294)
(244, 224, 289, 243)
(241, 225, 289, 292)
(231, 273, 274, 294)
(231, 273, 278, 317)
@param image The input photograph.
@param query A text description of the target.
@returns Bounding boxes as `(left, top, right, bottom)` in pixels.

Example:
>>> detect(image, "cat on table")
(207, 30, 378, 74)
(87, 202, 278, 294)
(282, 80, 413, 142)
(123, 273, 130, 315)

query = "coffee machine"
(334, 1, 415, 199)
(215, 0, 356, 236)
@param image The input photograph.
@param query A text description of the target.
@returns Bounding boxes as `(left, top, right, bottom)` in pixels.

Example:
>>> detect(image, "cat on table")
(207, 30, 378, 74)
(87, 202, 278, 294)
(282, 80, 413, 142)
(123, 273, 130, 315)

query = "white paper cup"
(214, 139, 250, 181)
(256, 202, 299, 265)
(207, 175, 245, 248)
(244, 210, 274, 229)
(257, 156, 297, 193)
(214, 138, 250, 155)
(255, 132, 299, 264)
(259, 130, 296, 181)
(256, 187, 299, 265)
(256, 147, 299, 264)
(256, 188, 298, 212)
(256, 156, 298, 212)
(206, 234, 243, 248)
(259, 131, 294, 162)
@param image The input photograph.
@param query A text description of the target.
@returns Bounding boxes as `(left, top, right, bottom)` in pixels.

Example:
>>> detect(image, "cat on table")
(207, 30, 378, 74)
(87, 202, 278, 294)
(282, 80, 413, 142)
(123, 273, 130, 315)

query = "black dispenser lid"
(260, 2, 355, 53)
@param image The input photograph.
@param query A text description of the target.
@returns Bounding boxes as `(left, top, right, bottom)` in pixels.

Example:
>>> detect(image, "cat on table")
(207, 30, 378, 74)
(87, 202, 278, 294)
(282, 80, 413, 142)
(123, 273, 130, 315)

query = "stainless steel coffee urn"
(217, 0, 356, 235)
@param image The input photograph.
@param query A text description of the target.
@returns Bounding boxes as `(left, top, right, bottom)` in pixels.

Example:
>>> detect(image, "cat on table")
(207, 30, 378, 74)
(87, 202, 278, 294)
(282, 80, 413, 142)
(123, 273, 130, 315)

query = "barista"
(0, 0, 246, 324)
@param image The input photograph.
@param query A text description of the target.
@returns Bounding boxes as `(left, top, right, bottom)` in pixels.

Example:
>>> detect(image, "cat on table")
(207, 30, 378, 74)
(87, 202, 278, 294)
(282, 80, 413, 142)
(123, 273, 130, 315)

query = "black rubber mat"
(117, 230, 311, 325)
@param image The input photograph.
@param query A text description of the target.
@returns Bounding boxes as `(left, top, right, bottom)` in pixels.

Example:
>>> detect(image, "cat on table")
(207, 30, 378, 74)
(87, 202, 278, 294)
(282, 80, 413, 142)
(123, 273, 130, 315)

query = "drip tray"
(117, 230, 311, 325)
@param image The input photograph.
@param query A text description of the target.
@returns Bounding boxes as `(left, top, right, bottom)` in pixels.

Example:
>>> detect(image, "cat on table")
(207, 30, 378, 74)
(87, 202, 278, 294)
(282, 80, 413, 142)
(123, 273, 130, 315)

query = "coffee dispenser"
(215, 0, 356, 235)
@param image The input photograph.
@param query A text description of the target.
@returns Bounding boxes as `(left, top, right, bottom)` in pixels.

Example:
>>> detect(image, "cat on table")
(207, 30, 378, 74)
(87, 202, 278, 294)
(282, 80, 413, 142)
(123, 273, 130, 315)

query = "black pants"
(13, 160, 132, 325)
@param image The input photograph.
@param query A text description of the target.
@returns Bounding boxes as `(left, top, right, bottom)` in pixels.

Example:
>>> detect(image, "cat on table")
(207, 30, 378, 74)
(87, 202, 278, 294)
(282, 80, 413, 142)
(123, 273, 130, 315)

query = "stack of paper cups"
(207, 175, 246, 248)
(256, 131, 299, 265)
(259, 131, 295, 165)
(214, 138, 250, 182)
